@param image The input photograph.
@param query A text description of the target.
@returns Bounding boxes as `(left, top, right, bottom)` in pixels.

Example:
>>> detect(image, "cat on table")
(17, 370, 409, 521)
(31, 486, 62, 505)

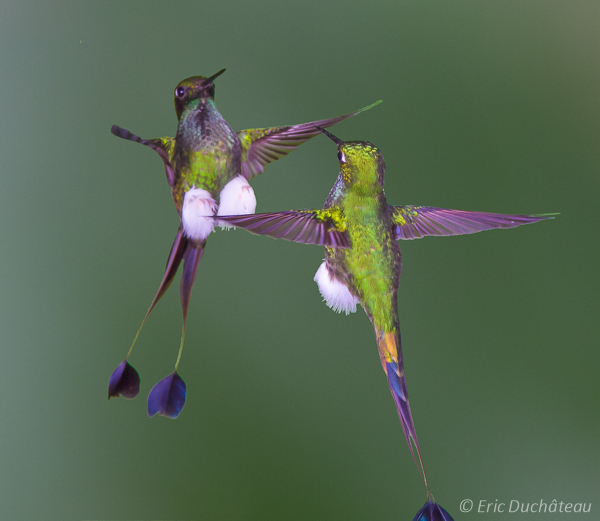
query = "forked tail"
(126, 229, 205, 359)
(109, 228, 205, 418)
(123, 227, 189, 359)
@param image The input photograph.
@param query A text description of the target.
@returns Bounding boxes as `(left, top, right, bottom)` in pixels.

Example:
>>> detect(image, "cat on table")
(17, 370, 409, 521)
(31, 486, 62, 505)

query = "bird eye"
(338, 151, 346, 163)
(175, 86, 186, 99)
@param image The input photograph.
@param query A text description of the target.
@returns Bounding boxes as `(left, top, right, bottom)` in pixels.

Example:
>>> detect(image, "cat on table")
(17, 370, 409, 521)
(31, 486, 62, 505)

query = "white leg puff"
(314, 261, 360, 315)
(182, 187, 218, 241)
(216, 175, 257, 229)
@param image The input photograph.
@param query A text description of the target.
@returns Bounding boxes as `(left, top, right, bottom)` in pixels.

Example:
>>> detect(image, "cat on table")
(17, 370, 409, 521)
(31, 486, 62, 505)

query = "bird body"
(172, 98, 242, 212)
(217, 128, 555, 519)
(308, 141, 420, 474)
(321, 157, 399, 325)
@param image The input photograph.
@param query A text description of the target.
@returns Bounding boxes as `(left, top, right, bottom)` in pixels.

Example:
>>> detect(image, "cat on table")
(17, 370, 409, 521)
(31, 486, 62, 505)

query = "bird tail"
(175, 240, 205, 369)
(375, 329, 432, 498)
(124, 228, 205, 366)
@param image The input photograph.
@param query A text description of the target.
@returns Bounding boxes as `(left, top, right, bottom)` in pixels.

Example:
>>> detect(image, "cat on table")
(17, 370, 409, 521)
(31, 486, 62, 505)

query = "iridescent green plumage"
(321, 142, 399, 333)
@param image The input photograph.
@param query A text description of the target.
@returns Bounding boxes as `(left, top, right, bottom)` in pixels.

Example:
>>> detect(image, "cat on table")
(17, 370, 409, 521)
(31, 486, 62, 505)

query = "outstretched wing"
(237, 101, 382, 180)
(217, 209, 350, 248)
(111, 125, 176, 186)
(391, 205, 556, 240)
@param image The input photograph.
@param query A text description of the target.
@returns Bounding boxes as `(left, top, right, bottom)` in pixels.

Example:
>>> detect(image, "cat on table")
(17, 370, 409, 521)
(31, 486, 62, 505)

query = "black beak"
(315, 125, 344, 145)
(208, 69, 226, 82)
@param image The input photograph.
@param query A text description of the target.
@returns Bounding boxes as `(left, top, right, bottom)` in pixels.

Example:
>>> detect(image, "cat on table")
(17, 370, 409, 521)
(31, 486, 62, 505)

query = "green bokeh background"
(1, 1, 597, 520)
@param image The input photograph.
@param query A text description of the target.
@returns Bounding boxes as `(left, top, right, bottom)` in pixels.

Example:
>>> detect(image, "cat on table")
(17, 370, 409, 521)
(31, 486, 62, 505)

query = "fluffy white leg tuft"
(182, 187, 218, 241)
(314, 261, 360, 314)
(216, 176, 257, 230)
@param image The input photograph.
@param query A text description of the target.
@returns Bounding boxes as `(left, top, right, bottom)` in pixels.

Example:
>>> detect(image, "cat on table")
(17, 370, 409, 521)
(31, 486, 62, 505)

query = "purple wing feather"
(392, 206, 555, 240)
(238, 101, 382, 179)
(217, 211, 350, 248)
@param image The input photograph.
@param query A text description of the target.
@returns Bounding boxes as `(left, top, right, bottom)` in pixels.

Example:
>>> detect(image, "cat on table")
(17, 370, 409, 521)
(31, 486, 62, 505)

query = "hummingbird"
(107, 68, 381, 419)
(216, 127, 555, 519)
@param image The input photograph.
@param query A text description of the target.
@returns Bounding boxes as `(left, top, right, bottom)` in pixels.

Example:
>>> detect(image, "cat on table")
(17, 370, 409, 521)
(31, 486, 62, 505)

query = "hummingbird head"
(174, 69, 226, 118)
(316, 126, 385, 192)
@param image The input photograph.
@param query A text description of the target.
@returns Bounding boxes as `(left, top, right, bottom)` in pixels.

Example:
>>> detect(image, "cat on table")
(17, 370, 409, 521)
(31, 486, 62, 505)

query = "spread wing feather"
(237, 101, 382, 180)
(217, 211, 350, 248)
(391, 205, 556, 240)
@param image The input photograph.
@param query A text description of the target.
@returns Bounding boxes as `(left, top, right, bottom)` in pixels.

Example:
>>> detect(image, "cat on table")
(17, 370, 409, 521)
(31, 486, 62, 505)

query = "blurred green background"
(0, 1, 597, 520)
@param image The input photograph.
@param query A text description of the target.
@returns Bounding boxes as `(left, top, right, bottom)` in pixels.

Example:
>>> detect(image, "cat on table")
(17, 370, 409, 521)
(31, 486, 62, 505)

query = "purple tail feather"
(376, 330, 431, 496)
(179, 242, 204, 332)
(144, 227, 189, 320)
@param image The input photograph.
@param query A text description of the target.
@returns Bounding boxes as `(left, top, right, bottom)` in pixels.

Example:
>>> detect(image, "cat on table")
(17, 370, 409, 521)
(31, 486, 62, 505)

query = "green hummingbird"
(216, 127, 555, 519)
(107, 69, 381, 418)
